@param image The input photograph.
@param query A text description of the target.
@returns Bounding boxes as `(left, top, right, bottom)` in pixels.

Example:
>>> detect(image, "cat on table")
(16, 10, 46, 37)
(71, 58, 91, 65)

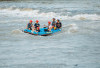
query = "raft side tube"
(23, 28, 61, 36)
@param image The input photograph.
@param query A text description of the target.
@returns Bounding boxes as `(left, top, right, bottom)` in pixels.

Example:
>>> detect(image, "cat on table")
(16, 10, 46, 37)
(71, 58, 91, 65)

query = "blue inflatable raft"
(24, 28, 61, 36)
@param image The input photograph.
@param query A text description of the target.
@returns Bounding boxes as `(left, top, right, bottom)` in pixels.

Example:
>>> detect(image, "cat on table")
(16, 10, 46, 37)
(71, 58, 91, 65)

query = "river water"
(0, 0, 100, 68)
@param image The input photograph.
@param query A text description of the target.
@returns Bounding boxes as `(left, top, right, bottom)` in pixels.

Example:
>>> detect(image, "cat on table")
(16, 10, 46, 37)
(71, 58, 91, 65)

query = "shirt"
(34, 23, 40, 28)
(52, 21, 56, 27)
(56, 22, 62, 28)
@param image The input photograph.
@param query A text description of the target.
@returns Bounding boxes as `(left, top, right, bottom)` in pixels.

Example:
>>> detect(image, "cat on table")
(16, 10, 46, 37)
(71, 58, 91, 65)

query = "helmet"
(48, 21, 51, 24)
(36, 20, 39, 22)
(30, 20, 33, 22)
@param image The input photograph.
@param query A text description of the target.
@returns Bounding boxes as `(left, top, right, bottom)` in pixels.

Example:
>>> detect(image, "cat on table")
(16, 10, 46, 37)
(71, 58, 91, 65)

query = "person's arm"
(34, 24, 36, 30)
(56, 23, 57, 27)
(34, 23, 36, 27)
(31, 24, 33, 27)
(52, 22, 53, 26)
(55, 22, 56, 26)
(32, 24, 34, 28)
(61, 23, 62, 27)
(60, 23, 62, 28)
(39, 24, 40, 27)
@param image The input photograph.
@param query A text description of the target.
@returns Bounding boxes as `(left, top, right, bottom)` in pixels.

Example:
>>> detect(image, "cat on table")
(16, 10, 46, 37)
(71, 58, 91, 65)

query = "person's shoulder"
(34, 23, 36, 25)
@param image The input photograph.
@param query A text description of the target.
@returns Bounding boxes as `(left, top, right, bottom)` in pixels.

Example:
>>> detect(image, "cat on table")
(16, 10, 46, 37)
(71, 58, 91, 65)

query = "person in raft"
(36, 27, 40, 32)
(34, 20, 40, 29)
(56, 19, 62, 29)
(26, 20, 33, 30)
(52, 18, 56, 28)
(34, 20, 40, 32)
(48, 21, 52, 31)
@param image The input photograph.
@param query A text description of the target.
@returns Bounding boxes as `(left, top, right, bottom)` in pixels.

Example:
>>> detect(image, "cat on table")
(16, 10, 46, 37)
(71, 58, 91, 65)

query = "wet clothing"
(56, 22, 62, 29)
(36, 29, 40, 32)
(52, 21, 56, 27)
(48, 25, 52, 29)
(27, 23, 33, 30)
(34, 23, 40, 28)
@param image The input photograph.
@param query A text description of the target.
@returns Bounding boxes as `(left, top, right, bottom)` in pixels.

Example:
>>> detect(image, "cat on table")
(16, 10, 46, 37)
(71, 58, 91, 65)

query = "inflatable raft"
(24, 28, 61, 36)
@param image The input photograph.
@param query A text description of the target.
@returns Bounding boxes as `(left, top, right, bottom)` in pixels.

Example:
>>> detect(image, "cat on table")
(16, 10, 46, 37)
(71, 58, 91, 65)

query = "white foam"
(67, 24, 78, 34)
(11, 29, 23, 34)
(71, 14, 100, 20)
(0, 8, 100, 20)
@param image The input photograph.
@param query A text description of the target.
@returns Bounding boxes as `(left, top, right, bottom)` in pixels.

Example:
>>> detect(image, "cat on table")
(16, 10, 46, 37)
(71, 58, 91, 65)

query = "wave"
(62, 23, 79, 34)
(67, 24, 78, 34)
(0, 7, 34, 11)
(11, 29, 23, 34)
(0, 7, 100, 20)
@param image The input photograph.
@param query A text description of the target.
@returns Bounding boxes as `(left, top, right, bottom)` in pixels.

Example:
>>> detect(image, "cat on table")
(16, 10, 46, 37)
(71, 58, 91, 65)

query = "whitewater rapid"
(0, 7, 100, 21)
(0, 0, 100, 68)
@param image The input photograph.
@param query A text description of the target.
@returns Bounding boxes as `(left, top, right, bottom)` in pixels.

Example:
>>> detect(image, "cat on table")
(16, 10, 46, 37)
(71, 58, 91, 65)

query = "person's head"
(37, 27, 40, 30)
(57, 19, 60, 23)
(48, 21, 51, 25)
(29, 20, 33, 24)
(36, 20, 39, 24)
(53, 18, 55, 21)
